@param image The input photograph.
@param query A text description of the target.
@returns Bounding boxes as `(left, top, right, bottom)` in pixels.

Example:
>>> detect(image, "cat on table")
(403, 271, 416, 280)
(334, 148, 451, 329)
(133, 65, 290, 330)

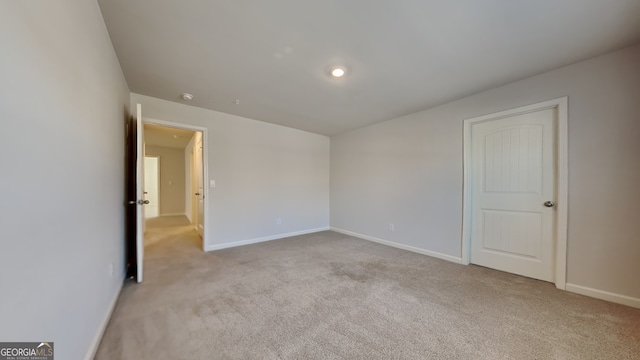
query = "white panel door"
(470, 108, 557, 282)
(135, 103, 145, 283)
(195, 135, 204, 238)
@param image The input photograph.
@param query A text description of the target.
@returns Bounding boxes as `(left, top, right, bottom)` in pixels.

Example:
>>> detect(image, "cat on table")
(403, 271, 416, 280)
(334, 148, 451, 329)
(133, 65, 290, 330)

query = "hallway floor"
(144, 215, 198, 247)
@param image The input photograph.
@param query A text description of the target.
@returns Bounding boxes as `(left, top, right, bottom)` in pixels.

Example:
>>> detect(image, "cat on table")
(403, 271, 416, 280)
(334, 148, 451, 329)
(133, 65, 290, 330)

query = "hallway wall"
(145, 145, 187, 216)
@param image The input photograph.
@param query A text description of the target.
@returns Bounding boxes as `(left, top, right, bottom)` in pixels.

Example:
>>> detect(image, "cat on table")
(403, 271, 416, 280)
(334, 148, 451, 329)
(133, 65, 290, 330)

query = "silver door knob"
(543, 201, 555, 208)
(138, 199, 150, 205)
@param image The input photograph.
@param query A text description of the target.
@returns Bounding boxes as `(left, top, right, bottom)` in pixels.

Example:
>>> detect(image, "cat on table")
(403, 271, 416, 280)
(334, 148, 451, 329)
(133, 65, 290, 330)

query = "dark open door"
(125, 104, 145, 282)
(125, 113, 137, 278)
(125, 112, 137, 278)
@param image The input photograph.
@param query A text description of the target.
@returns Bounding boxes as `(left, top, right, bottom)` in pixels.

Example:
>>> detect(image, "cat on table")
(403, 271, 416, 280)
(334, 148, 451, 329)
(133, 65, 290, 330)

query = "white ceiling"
(144, 124, 194, 149)
(99, 0, 640, 136)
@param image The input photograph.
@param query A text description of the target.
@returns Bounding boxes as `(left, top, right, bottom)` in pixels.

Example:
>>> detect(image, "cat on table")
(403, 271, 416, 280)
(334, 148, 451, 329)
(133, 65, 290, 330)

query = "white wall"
(331, 43, 640, 301)
(145, 145, 186, 215)
(131, 93, 331, 249)
(0, 1, 129, 359)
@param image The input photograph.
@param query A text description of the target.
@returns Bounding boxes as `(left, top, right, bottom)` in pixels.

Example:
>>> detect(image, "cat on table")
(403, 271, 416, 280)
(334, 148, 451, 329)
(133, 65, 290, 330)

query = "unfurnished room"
(1, 1, 639, 359)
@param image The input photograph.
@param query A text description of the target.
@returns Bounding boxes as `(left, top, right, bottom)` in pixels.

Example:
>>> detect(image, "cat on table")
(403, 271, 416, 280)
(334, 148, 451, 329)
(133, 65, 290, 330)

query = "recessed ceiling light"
(182, 93, 194, 101)
(330, 66, 346, 78)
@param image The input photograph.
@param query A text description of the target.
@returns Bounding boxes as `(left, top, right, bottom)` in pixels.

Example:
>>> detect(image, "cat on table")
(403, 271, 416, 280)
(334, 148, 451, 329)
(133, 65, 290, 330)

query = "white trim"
(142, 118, 210, 253)
(555, 98, 569, 290)
(566, 283, 640, 309)
(84, 284, 122, 360)
(462, 121, 473, 265)
(331, 227, 463, 264)
(206, 227, 330, 251)
(461, 97, 569, 290)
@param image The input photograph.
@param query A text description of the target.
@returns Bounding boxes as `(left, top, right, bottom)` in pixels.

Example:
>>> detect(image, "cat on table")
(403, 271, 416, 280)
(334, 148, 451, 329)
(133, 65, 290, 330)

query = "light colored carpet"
(96, 218, 640, 359)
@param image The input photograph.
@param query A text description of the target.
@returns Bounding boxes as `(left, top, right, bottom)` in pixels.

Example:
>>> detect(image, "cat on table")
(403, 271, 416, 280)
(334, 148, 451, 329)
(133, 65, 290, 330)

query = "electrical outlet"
(276, 218, 282, 225)
(388, 223, 395, 231)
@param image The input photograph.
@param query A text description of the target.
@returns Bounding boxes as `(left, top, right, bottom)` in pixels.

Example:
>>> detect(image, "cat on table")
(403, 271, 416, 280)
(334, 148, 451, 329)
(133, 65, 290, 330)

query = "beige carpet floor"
(96, 216, 640, 359)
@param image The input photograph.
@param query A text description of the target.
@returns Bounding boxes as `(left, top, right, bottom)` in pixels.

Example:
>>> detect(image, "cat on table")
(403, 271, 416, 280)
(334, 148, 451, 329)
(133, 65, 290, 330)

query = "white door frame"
(462, 97, 569, 290)
(142, 117, 210, 252)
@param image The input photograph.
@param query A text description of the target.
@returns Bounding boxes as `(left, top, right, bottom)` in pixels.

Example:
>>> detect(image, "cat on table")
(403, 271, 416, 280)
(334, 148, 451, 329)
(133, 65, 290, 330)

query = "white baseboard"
(84, 282, 122, 360)
(565, 283, 640, 309)
(331, 227, 463, 264)
(160, 213, 186, 217)
(206, 227, 331, 251)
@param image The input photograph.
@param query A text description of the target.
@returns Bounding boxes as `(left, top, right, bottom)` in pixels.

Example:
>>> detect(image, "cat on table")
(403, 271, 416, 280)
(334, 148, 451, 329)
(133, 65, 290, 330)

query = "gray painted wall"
(131, 93, 331, 248)
(331, 43, 640, 299)
(0, 1, 130, 359)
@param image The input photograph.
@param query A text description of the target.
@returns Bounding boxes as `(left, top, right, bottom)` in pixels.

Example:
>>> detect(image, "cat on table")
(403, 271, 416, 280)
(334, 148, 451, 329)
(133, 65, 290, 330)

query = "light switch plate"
(210, 180, 216, 188)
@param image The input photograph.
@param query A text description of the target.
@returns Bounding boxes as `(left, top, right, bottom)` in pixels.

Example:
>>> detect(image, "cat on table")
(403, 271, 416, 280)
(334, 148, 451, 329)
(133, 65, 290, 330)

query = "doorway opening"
(142, 122, 206, 250)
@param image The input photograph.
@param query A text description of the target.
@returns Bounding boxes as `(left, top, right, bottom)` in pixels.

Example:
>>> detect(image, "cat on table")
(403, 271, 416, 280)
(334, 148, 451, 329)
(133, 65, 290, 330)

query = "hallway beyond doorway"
(144, 215, 199, 248)
(142, 121, 206, 251)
